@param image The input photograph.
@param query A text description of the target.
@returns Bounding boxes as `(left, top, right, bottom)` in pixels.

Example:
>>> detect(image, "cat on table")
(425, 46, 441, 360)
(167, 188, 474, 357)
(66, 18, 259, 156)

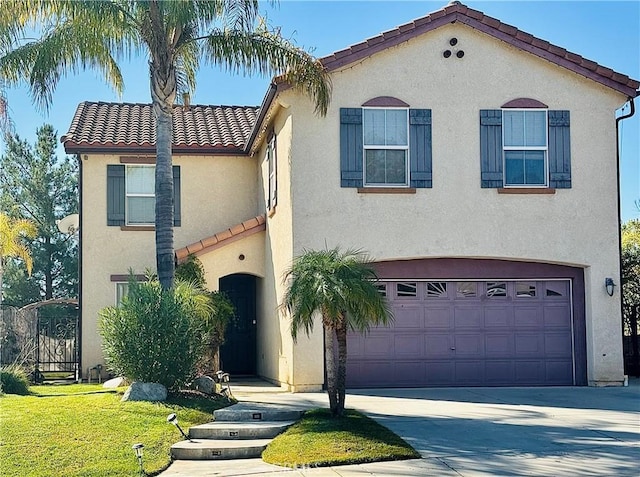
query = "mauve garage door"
(347, 280, 574, 387)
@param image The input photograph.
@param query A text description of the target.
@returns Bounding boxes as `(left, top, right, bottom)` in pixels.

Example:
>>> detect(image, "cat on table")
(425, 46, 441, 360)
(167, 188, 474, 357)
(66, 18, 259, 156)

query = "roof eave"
(319, 7, 639, 98)
(63, 142, 249, 156)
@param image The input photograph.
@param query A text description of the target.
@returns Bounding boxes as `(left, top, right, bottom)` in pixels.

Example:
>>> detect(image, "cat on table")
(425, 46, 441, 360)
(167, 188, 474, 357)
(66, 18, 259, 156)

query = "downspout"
(76, 153, 83, 382)
(615, 95, 636, 374)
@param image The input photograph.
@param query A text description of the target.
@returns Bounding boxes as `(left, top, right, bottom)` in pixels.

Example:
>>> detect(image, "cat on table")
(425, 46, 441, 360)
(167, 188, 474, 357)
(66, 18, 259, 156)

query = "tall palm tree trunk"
(150, 48, 177, 290)
(153, 106, 174, 290)
(324, 322, 339, 415)
(335, 317, 348, 416)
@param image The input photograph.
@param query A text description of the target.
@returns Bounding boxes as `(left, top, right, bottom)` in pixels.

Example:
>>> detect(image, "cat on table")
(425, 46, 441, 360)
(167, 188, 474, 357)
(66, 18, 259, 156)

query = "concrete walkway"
(160, 378, 640, 476)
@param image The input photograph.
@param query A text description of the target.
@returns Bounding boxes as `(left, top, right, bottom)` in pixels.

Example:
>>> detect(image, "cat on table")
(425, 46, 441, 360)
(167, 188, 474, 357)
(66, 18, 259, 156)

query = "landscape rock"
(121, 382, 167, 402)
(103, 377, 126, 389)
(192, 375, 215, 394)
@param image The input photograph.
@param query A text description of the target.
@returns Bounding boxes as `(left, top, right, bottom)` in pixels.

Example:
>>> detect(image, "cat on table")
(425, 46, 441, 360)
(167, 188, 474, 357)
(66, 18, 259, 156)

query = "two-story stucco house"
(62, 1, 639, 389)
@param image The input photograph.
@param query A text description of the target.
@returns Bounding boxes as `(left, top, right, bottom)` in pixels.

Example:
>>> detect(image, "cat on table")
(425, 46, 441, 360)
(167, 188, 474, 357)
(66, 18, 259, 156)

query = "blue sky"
(3, 0, 639, 220)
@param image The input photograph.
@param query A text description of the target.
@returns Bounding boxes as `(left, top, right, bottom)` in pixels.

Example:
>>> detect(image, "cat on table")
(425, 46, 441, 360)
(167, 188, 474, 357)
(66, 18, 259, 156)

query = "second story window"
(107, 163, 181, 228)
(126, 165, 155, 225)
(503, 110, 547, 186)
(363, 108, 409, 186)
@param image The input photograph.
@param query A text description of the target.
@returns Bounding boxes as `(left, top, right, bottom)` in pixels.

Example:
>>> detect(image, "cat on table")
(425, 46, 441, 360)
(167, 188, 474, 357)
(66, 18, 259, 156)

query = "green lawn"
(262, 408, 420, 468)
(0, 384, 229, 477)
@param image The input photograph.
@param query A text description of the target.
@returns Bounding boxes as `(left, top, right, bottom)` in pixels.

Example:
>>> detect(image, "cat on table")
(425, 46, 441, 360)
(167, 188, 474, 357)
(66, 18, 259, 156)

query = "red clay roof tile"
(62, 102, 259, 154)
(175, 215, 267, 262)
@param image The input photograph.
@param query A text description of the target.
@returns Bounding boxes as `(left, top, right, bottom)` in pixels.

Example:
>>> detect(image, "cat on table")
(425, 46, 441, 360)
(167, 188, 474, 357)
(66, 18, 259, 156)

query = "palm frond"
(282, 247, 392, 341)
(202, 26, 331, 115)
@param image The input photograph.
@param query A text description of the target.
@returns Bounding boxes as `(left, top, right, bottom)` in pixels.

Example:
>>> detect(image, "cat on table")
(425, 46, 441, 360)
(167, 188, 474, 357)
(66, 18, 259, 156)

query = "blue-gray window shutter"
(548, 110, 571, 189)
(340, 108, 363, 188)
(107, 165, 125, 225)
(409, 109, 432, 188)
(480, 110, 503, 188)
(173, 165, 181, 226)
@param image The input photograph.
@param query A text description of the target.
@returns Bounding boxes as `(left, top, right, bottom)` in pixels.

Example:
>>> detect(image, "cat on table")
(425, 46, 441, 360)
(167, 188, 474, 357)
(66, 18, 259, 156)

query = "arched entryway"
(219, 273, 257, 375)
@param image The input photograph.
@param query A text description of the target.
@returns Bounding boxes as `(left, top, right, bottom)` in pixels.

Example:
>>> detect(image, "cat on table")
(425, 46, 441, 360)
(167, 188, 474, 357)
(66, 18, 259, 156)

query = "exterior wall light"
(605, 277, 616, 296)
(167, 413, 191, 441)
(132, 443, 144, 476)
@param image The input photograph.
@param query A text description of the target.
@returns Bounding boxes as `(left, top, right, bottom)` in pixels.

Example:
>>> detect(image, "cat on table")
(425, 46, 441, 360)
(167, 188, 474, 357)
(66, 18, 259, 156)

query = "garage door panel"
(485, 334, 514, 357)
(425, 361, 455, 385)
(514, 360, 545, 383)
(362, 334, 393, 357)
(391, 306, 423, 329)
(485, 361, 515, 384)
(349, 361, 395, 387)
(515, 333, 544, 356)
(425, 334, 454, 358)
(544, 333, 573, 357)
(347, 277, 576, 388)
(455, 361, 484, 384)
(394, 362, 426, 385)
(544, 305, 571, 327)
(454, 334, 484, 358)
(545, 361, 573, 383)
(454, 307, 483, 328)
(394, 335, 423, 357)
(347, 335, 364, 357)
(484, 307, 511, 327)
(514, 306, 544, 328)
(424, 307, 451, 329)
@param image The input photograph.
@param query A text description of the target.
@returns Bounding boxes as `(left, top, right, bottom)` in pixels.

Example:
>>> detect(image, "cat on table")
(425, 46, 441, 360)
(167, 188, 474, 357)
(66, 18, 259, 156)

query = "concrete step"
(189, 421, 294, 440)
(170, 438, 272, 460)
(214, 402, 305, 422)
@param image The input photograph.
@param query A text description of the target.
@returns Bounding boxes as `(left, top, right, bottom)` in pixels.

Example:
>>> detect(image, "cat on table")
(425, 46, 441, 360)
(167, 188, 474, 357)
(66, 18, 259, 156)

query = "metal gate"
(0, 299, 79, 383)
(34, 308, 79, 382)
(623, 305, 640, 377)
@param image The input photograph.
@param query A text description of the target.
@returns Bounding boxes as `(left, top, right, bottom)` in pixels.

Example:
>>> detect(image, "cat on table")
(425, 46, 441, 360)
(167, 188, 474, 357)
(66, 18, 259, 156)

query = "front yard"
(0, 384, 228, 476)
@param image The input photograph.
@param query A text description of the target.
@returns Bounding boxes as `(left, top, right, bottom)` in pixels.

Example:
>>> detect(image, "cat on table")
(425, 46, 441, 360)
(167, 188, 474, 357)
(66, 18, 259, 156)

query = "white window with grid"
(363, 108, 409, 186)
(126, 165, 155, 225)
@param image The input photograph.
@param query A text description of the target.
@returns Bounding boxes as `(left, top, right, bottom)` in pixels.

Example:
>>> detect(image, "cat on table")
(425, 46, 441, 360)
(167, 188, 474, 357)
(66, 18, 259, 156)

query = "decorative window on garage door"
(426, 282, 447, 298)
(396, 282, 417, 298)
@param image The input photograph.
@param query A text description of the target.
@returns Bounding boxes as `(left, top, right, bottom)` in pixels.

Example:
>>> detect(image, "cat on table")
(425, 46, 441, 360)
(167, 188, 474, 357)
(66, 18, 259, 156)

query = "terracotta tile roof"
(175, 215, 266, 263)
(62, 102, 259, 154)
(320, 1, 639, 98)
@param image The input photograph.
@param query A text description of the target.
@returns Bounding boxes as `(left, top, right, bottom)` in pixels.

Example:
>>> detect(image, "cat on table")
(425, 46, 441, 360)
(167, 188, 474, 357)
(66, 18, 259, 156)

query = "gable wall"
(280, 23, 628, 385)
(80, 152, 258, 373)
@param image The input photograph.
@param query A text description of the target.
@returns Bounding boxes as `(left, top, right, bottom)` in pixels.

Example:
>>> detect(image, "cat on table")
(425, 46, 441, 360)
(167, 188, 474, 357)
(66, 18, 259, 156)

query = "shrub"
(176, 256, 235, 374)
(1, 365, 30, 395)
(99, 278, 210, 392)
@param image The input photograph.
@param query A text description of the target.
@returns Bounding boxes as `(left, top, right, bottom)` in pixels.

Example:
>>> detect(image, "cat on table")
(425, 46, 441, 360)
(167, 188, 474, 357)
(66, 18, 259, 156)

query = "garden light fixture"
(167, 413, 190, 441)
(131, 443, 144, 476)
(605, 278, 615, 296)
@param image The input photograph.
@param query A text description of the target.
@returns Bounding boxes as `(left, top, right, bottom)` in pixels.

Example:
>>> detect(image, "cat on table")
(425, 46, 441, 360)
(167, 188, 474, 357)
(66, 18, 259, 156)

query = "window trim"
(501, 108, 549, 188)
(125, 164, 156, 226)
(362, 107, 410, 188)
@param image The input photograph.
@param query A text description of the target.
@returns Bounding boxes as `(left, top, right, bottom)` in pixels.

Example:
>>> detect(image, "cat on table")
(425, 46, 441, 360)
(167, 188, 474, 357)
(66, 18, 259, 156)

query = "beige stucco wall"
(277, 23, 628, 385)
(254, 108, 324, 391)
(80, 153, 258, 375)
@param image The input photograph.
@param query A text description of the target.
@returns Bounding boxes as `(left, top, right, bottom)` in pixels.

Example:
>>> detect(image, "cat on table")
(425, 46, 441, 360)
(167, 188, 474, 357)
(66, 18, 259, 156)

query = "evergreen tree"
(0, 124, 78, 306)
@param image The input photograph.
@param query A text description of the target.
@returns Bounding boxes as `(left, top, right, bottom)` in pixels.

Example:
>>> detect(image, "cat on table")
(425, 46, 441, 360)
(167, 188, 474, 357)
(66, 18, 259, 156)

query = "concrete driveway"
(344, 384, 640, 476)
(163, 380, 640, 476)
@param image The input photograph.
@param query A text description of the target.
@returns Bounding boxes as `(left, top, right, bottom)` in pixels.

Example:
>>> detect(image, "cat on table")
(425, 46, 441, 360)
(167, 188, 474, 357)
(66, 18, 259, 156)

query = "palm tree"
(282, 248, 392, 416)
(0, 0, 331, 289)
(0, 212, 37, 305)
